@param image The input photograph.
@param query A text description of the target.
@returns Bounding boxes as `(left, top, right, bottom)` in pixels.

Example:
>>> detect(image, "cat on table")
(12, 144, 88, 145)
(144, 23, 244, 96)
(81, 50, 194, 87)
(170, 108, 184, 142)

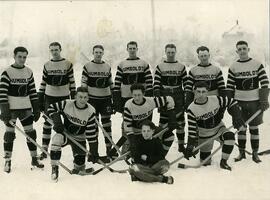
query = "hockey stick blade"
(258, 149, 270, 156)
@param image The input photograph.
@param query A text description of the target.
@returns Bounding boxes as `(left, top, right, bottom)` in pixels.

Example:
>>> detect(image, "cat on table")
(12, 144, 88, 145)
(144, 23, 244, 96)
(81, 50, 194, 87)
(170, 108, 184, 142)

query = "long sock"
(250, 128, 259, 152)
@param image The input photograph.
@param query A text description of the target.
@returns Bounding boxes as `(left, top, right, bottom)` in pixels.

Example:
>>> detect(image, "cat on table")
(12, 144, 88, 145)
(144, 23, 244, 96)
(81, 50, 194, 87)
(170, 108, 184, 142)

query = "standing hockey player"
(129, 120, 174, 184)
(185, 46, 226, 107)
(48, 87, 98, 181)
(154, 44, 188, 153)
(113, 41, 153, 153)
(81, 45, 115, 158)
(124, 83, 177, 156)
(0, 46, 44, 173)
(226, 41, 269, 163)
(184, 81, 245, 170)
(38, 42, 76, 160)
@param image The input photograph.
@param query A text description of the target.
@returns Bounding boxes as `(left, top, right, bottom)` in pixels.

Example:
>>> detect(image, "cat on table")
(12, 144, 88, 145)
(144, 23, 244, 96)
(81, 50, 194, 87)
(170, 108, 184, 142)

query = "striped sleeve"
(67, 63, 76, 92)
(109, 68, 114, 90)
(181, 66, 188, 91)
(85, 113, 98, 143)
(153, 65, 162, 91)
(218, 96, 237, 110)
(0, 71, 10, 104)
(81, 65, 89, 88)
(28, 73, 38, 102)
(187, 109, 198, 139)
(114, 66, 123, 92)
(258, 64, 269, 88)
(217, 70, 226, 91)
(226, 69, 236, 91)
(144, 64, 153, 92)
(123, 106, 134, 135)
(153, 96, 174, 109)
(47, 100, 67, 118)
(39, 65, 47, 93)
(186, 71, 195, 93)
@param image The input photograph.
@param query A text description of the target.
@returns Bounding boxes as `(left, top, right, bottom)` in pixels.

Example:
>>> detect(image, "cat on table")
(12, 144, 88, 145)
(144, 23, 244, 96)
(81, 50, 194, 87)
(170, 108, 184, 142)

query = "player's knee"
(223, 131, 235, 141)
(74, 154, 86, 166)
(4, 132, 16, 143)
(26, 130, 37, 140)
(51, 134, 64, 146)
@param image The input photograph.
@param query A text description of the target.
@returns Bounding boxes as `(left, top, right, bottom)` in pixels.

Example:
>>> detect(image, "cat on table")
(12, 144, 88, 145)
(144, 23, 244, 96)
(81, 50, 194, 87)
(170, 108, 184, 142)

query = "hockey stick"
(95, 117, 121, 155)
(234, 143, 252, 155)
(178, 144, 223, 169)
(258, 149, 270, 156)
(9, 121, 72, 174)
(170, 109, 262, 166)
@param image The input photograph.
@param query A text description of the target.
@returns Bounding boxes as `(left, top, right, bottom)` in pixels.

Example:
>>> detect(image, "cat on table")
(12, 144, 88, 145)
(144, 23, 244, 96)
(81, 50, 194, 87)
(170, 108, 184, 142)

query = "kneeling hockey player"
(48, 87, 98, 181)
(184, 81, 245, 170)
(129, 120, 174, 184)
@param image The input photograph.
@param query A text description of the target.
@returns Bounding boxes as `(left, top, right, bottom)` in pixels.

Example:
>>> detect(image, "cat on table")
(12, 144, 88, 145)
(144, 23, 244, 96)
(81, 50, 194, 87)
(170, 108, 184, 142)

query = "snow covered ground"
(0, 56, 270, 200)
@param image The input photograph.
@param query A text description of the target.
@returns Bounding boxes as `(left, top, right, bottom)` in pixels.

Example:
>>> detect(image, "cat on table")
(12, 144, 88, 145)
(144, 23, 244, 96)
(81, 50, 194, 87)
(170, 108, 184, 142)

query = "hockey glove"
(153, 89, 161, 97)
(228, 104, 245, 130)
(184, 137, 198, 160)
(70, 91, 76, 100)
(32, 100, 41, 122)
(51, 112, 64, 133)
(37, 92, 45, 112)
(0, 103, 11, 124)
(259, 88, 270, 112)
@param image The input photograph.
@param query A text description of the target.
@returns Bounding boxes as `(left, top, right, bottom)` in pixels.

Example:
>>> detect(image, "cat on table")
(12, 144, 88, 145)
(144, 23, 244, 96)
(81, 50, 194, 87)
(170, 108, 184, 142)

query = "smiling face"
(14, 51, 27, 67)
(141, 125, 154, 140)
(75, 91, 89, 108)
(236, 44, 250, 61)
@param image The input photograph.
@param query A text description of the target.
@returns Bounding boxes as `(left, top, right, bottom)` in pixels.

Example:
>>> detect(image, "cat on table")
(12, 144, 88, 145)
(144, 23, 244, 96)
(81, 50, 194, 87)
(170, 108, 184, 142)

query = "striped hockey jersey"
(114, 57, 153, 98)
(0, 65, 38, 110)
(47, 100, 97, 143)
(81, 60, 113, 99)
(154, 60, 188, 92)
(124, 96, 174, 136)
(186, 64, 225, 95)
(39, 58, 76, 97)
(227, 58, 269, 101)
(187, 96, 237, 138)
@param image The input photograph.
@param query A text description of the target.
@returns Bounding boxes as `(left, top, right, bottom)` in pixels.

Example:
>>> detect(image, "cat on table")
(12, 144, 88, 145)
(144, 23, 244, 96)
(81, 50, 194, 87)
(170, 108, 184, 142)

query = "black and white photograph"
(0, 0, 269, 200)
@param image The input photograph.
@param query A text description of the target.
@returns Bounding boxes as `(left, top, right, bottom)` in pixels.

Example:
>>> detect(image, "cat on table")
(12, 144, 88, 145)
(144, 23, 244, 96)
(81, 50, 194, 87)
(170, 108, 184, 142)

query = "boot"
(39, 147, 48, 160)
(163, 176, 174, 184)
(4, 160, 11, 173)
(220, 159, 232, 171)
(51, 165, 59, 182)
(252, 151, 262, 163)
(234, 149, 246, 162)
(178, 144, 186, 153)
(31, 157, 44, 168)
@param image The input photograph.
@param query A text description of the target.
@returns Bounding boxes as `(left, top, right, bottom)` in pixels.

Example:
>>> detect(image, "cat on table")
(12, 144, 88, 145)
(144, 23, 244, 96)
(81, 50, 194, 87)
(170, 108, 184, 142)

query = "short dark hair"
(141, 120, 156, 130)
(130, 83, 145, 93)
(49, 42, 62, 50)
(196, 46, 209, 54)
(236, 40, 248, 47)
(194, 81, 209, 90)
(165, 44, 176, 50)
(93, 45, 104, 52)
(76, 86, 88, 93)
(127, 41, 138, 48)
(14, 46, 28, 55)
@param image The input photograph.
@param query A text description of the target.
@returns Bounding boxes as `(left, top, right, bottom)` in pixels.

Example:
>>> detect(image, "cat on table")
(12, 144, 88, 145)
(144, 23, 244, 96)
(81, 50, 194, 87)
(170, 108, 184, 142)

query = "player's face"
(93, 48, 104, 61)
(75, 92, 89, 108)
(198, 50, 210, 65)
(132, 89, 144, 104)
(236, 44, 249, 60)
(50, 45, 61, 59)
(127, 44, 138, 58)
(14, 51, 27, 67)
(194, 87, 208, 102)
(141, 125, 154, 140)
(165, 48, 176, 60)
